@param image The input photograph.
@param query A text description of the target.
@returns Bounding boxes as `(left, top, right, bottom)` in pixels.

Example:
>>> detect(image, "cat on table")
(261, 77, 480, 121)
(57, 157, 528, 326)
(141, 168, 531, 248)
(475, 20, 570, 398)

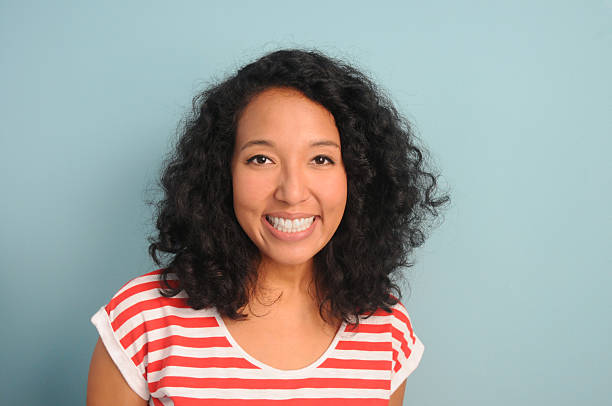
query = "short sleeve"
(90, 277, 153, 401)
(389, 301, 425, 393)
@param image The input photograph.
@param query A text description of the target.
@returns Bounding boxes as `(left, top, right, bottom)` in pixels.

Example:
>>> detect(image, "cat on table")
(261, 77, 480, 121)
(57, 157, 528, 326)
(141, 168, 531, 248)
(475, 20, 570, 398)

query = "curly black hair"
(148, 48, 449, 326)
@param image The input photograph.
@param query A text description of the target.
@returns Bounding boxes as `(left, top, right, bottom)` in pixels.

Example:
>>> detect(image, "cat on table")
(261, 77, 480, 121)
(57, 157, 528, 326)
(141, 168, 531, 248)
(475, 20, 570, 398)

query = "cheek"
(232, 171, 268, 211)
(232, 173, 261, 237)
(320, 171, 348, 212)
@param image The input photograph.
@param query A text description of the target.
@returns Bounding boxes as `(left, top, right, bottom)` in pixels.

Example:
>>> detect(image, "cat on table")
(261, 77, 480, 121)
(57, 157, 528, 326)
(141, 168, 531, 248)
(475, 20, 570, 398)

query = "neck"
(253, 257, 316, 304)
(237, 257, 339, 325)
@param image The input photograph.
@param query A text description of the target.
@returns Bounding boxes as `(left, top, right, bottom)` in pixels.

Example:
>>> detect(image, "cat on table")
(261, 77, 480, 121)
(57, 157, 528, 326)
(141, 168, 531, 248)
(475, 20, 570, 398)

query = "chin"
(262, 250, 319, 267)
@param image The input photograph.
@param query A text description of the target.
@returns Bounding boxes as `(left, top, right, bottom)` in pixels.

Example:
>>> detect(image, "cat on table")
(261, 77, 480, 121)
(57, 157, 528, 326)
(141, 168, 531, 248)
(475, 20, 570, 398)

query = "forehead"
(235, 87, 339, 145)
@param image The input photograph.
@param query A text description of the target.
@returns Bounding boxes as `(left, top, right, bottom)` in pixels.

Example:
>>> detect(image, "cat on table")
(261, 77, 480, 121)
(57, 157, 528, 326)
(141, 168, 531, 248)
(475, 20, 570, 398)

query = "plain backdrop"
(1, 1, 610, 404)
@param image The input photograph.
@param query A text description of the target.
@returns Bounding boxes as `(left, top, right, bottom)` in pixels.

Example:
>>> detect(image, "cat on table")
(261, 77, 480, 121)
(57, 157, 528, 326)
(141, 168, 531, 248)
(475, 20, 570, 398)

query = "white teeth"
(266, 215, 315, 233)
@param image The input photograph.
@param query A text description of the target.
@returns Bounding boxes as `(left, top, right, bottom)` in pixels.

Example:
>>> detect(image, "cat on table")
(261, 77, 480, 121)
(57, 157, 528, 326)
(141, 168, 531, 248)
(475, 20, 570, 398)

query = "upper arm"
(87, 338, 148, 406)
(388, 379, 406, 406)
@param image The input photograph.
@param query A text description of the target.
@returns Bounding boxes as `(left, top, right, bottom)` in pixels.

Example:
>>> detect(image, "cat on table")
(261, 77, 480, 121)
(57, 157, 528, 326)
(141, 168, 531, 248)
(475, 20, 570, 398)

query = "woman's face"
(231, 87, 347, 267)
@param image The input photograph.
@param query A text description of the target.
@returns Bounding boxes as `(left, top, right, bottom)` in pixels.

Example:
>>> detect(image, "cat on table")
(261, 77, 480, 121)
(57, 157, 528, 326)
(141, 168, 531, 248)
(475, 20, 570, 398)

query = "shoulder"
(344, 299, 418, 341)
(384, 299, 425, 392)
(357, 298, 417, 330)
(102, 269, 215, 331)
(388, 299, 418, 346)
(104, 269, 177, 312)
(91, 269, 218, 401)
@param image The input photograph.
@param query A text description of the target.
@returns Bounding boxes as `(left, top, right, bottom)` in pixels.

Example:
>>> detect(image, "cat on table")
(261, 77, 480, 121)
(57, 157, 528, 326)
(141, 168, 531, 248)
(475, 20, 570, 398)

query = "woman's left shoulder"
(385, 298, 426, 393)
(366, 297, 416, 325)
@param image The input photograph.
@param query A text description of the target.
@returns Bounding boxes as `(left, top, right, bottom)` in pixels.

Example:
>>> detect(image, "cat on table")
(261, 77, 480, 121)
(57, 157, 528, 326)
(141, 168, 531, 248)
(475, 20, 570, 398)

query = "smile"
(265, 215, 315, 233)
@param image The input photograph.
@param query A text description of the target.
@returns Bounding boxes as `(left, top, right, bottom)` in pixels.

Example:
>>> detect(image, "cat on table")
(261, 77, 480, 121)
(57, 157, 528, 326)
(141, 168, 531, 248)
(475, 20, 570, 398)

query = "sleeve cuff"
(90, 306, 150, 401)
(390, 335, 425, 394)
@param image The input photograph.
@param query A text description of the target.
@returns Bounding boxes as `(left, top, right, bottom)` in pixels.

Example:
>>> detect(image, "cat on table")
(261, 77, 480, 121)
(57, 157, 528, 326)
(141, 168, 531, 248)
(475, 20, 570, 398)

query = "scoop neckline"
(213, 307, 347, 374)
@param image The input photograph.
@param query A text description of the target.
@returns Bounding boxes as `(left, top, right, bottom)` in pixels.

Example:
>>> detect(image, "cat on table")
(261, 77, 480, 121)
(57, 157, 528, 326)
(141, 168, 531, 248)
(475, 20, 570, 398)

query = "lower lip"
(262, 216, 319, 241)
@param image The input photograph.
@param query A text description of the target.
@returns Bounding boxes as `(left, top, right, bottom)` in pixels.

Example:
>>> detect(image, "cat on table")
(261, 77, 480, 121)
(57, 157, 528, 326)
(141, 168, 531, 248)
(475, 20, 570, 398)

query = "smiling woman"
(231, 88, 347, 269)
(87, 49, 449, 405)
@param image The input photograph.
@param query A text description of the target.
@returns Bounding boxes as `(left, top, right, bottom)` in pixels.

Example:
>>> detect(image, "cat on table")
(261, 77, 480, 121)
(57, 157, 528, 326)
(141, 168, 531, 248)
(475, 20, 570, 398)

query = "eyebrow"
(239, 139, 340, 151)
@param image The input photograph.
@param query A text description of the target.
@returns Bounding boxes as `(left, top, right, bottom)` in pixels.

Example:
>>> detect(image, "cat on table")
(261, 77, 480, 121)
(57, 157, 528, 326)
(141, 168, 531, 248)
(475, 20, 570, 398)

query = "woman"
(87, 49, 449, 405)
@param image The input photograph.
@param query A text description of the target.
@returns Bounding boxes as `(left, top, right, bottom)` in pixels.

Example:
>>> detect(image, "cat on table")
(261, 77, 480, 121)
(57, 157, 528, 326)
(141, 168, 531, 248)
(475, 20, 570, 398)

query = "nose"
(273, 162, 309, 205)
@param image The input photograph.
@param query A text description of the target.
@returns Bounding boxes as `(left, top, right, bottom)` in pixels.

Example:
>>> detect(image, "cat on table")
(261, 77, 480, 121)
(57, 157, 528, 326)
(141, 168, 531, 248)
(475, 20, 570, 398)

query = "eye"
(246, 154, 273, 165)
(312, 155, 335, 165)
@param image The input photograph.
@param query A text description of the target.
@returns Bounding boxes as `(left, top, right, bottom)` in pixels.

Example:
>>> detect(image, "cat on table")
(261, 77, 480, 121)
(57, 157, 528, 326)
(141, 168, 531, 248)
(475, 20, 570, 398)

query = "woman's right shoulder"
(90, 269, 201, 403)
(105, 269, 178, 307)
(92, 269, 218, 354)
(108, 268, 175, 299)
(101, 268, 203, 325)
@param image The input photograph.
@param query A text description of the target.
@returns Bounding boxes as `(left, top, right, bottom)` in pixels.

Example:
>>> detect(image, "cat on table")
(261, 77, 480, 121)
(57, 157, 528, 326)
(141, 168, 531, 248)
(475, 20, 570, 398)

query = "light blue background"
(1, 1, 610, 404)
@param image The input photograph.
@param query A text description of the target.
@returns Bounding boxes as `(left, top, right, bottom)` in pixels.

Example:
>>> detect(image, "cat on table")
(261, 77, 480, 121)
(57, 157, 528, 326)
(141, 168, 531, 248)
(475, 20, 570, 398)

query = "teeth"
(266, 215, 315, 233)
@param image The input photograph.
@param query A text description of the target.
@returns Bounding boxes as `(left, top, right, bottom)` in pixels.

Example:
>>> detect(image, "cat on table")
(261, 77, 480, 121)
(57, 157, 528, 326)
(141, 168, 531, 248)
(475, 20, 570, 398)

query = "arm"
(87, 338, 148, 406)
(388, 379, 406, 406)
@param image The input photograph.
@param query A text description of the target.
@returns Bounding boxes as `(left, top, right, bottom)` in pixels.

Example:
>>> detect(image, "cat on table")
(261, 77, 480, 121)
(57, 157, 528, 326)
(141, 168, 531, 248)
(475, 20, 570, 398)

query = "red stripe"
(354, 308, 394, 318)
(319, 358, 391, 370)
(108, 279, 179, 313)
(147, 355, 259, 373)
(344, 323, 390, 334)
(111, 297, 191, 331)
(104, 269, 167, 312)
(392, 348, 401, 373)
(133, 343, 149, 369)
(149, 335, 231, 351)
(149, 376, 389, 393)
(390, 326, 412, 364)
(143, 268, 165, 277)
(171, 398, 388, 405)
(392, 308, 416, 345)
(151, 397, 164, 406)
(335, 340, 391, 352)
(373, 307, 394, 316)
(120, 315, 219, 349)
(131, 335, 231, 366)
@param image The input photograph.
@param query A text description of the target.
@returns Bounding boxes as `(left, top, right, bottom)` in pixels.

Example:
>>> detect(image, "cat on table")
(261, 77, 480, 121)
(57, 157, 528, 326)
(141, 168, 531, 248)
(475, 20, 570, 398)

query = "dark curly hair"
(148, 48, 449, 326)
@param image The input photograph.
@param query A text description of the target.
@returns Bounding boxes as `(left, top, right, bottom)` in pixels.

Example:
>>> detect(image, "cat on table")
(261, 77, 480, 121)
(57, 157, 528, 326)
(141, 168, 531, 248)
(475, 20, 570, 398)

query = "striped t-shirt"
(91, 269, 425, 405)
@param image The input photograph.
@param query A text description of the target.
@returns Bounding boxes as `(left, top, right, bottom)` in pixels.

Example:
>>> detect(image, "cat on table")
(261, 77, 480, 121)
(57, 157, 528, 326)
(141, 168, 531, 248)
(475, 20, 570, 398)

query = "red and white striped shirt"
(91, 269, 424, 405)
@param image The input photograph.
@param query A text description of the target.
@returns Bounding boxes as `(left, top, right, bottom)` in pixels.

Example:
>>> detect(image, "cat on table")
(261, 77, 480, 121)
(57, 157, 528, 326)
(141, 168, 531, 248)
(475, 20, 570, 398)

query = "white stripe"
(112, 304, 215, 341)
(111, 286, 187, 318)
(119, 325, 228, 362)
(337, 332, 392, 342)
(148, 346, 240, 361)
(328, 350, 390, 361)
(114, 273, 177, 298)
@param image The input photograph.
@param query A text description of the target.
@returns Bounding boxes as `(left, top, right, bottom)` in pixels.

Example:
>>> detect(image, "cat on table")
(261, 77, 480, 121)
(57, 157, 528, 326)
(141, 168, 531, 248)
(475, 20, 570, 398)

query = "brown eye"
(312, 155, 334, 165)
(246, 155, 273, 165)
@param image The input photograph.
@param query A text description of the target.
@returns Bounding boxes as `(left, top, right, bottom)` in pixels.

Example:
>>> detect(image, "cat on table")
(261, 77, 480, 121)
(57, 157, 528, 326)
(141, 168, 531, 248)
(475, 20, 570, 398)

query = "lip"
(261, 215, 319, 241)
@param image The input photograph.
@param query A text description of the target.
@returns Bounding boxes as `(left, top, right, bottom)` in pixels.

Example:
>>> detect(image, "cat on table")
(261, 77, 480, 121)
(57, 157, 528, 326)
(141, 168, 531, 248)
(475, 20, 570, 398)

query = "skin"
(87, 338, 148, 406)
(221, 87, 348, 371)
(86, 87, 407, 405)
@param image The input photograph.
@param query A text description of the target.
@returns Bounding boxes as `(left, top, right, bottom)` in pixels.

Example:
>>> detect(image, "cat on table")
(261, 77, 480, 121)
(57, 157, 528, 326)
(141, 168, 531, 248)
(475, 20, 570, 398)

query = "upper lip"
(264, 212, 318, 220)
